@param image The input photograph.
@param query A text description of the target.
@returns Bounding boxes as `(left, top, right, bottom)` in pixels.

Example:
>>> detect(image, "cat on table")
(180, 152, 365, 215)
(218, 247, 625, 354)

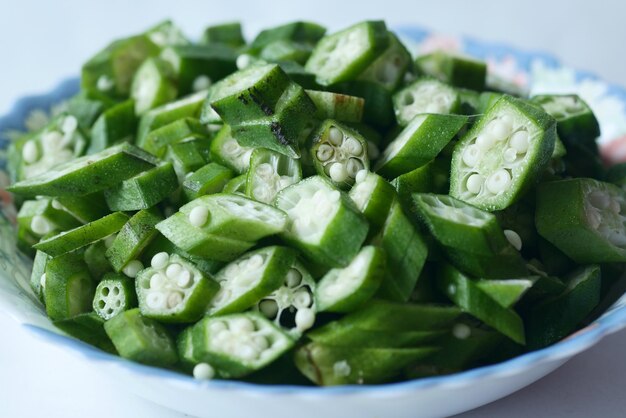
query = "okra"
(357, 31, 412, 91)
(223, 174, 248, 194)
(274, 176, 368, 267)
(54, 192, 110, 224)
(349, 171, 396, 238)
(209, 125, 254, 174)
(44, 252, 95, 321)
(130, 58, 178, 115)
(307, 324, 447, 348)
(53, 312, 116, 353)
(106, 209, 162, 272)
(85, 240, 114, 279)
(393, 78, 460, 126)
(29, 250, 50, 303)
(141, 117, 210, 157)
(164, 139, 210, 181)
(475, 278, 534, 308)
(90, 101, 138, 154)
(392, 159, 450, 211)
(414, 51, 487, 91)
(249, 21, 326, 54)
(334, 80, 395, 128)
(65, 91, 110, 130)
(443, 245, 528, 280)
(449, 95, 557, 211)
(17, 198, 80, 239)
(93, 273, 137, 320)
(245, 148, 302, 204)
(202, 22, 246, 48)
(145, 20, 190, 48)
(104, 308, 178, 367)
(182, 162, 234, 201)
(306, 90, 364, 123)
(259, 40, 314, 65)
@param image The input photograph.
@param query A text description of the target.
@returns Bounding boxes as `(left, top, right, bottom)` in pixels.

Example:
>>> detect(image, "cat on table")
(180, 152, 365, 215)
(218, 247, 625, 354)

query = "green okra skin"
(333, 80, 396, 129)
(164, 139, 210, 181)
(137, 253, 219, 323)
(209, 125, 254, 174)
(450, 95, 557, 212)
(474, 278, 534, 308)
(53, 312, 117, 354)
(8, 143, 157, 198)
(65, 91, 110, 130)
(414, 51, 487, 91)
(536, 238, 575, 276)
(274, 176, 369, 267)
(245, 148, 302, 204)
(444, 244, 528, 280)
(249, 21, 326, 54)
(349, 171, 396, 239)
(393, 78, 461, 126)
(176, 327, 198, 371)
(438, 264, 526, 344)
(17, 198, 81, 239)
(192, 312, 295, 378)
(259, 40, 314, 65)
(375, 114, 468, 178)
(309, 120, 369, 188)
(306, 90, 364, 123)
(105, 163, 178, 212)
(145, 20, 190, 48)
(106, 209, 162, 272)
(294, 342, 437, 386)
(141, 117, 211, 157)
(89, 99, 137, 154)
(315, 246, 386, 313)
(372, 200, 428, 301)
(93, 273, 138, 320)
(536, 178, 626, 263)
(494, 199, 539, 255)
(44, 251, 95, 321)
(202, 22, 246, 48)
(457, 88, 481, 115)
(392, 159, 450, 214)
(307, 324, 448, 348)
(183, 163, 235, 201)
(305, 21, 389, 86)
(55, 192, 110, 224)
(130, 58, 178, 115)
(104, 308, 179, 367)
(276, 61, 320, 90)
(84, 240, 114, 279)
(525, 265, 601, 349)
(209, 247, 296, 315)
(223, 174, 248, 194)
(357, 31, 412, 91)
(30, 250, 50, 303)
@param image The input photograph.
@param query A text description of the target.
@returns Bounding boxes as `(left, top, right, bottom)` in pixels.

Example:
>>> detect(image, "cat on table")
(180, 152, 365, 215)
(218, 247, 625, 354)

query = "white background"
(1, 0, 626, 416)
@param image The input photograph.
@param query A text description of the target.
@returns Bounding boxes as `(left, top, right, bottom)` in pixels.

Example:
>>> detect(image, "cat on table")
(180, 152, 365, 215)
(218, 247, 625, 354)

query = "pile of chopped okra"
(7, 19, 626, 386)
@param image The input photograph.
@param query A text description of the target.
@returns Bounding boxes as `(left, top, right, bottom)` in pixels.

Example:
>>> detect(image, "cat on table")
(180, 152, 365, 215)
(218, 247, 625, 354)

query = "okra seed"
(51, 200, 63, 210)
(247, 254, 264, 270)
(426, 103, 443, 113)
(189, 206, 210, 227)
(236, 54, 253, 69)
(294, 289, 312, 308)
(295, 308, 316, 331)
(22, 141, 39, 164)
(41, 131, 63, 152)
(610, 199, 621, 214)
(462, 145, 480, 167)
(448, 284, 456, 295)
(253, 186, 272, 202)
(235, 344, 257, 360)
(486, 169, 512, 194)
(328, 128, 344, 146)
(346, 159, 364, 178)
(31, 215, 52, 235)
(475, 133, 496, 151)
(329, 190, 341, 202)
(146, 292, 166, 309)
(177, 269, 192, 288)
(150, 273, 165, 290)
(151, 252, 170, 270)
(285, 268, 302, 288)
(229, 317, 255, 333)
(192, 75, 212, 92)
(329, 162, 348, 182)
(609, 230, 626, 247)
(333, 360, 351, 377)
(488, 119, 511, 139)
(104, 234, 117, 249)
(166, 263, 183, 280)
(466, 174, 484, 195)
(252, 335, 269, 351)
(208, 321, 227, 334)
(588, 210, 602, 229)
(588, 191, 610, 210)
(316, 144, 334, 162)
(503, 147, 518, 163)
(343, 137, 363, 155)
(40, 273, 46, 289)
(167, 292, 184, 308)
(504, 229, 523, 251)
(193, 363, 215, 380)
(355, 169, 369, 184)
(123, 260, 144, 278)
(224, 263, 240, 278)
(452, 323, 472, 339)
(256, 163, 274, 179)
(223, 139, 240, 155)
(96, 75, 114, 91)
(259, 299, 279, 318)
(61, 116, 78, 134)
(510, 131, 529, 153)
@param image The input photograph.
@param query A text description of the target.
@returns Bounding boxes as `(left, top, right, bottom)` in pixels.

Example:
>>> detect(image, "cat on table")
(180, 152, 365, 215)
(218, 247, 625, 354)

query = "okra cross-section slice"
(392, 78, 460, 126)
(104, 308, 178, 367)
(349, 171, 396, 239)
(8, 143, 157, 198)
(209, 125, 254, 174)
(414, 51, 487, 91)
(375, 114, 467, 178)
(305, 21, 389, 86)
(34, 212, 129, 257)
(192, 312, 295, 378)
(130, 57, 178, 115)
(357, 31, 412, 91)
(137, 253, 219, 323)
(316, 246, 386, 313)
(306, 90, 364, 123)
(208, 246, 295, 316)
(255, 260, 316, 334)
(245, 148, 302, 204)
(450, 95, 557, 211)
(536, 178, 626, 263)
(223, 174, 248, 195)
(17, 198, 80, 239)
(274, 176, 369, 267)
(106, 209, 162, 272)
(93, 273, 138, 320)
(310, 120, 370, 188)
(183, 162, 235, 201)
(44, 252, 95, 321)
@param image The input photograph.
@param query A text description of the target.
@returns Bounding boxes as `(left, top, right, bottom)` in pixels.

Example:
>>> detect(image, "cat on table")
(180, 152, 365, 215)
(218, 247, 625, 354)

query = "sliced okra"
(177, 326, 198, 371)
(305, 21, 389, 86)
(307, 323, 447, 348)
(141, 117, 211, 157)
(277, 60, 319, 89)
(450, 95, 557, 211)
(438, 264, 526, 344)
(349, 171, 396, 238)
(17, 198, 80, 239)
(457, 88, 481, 115)
(259, 40, 314, 65)
(474, 278, 534, 308)
(93, 273, 137, 320)
(294, 342, 436, 386)
(209, 125, 254, 174)
(84, 240, 114, 279)
(44, 251, 95, 321)
(54, 192, 110, 224)
(310, 121, 369, 188)
(444, 245, 528, 280)
(65, 91, 110, 130)
(202, 22, 246, 48)
(105, 209, 162, 272)
(316, 246, 386, 313)
(391, 159, 450, 211)
(245, 148, 302, 204)
(414, 51, 487, 91)
(104, 308, 178, 367)
(274, 176, 369, 267)
(357, 31, 412, 91)
(183, 163, 235, 201)
(164, 139, 210, 181)
(145, 20, 190, 47)
(393, 78, 460, 126)
(53, 312, 116, 354)
(34, 212, 129, 257)
(249, 21, 326, 53)
(105, 163, 178, 211)
(223, 174, 248, 195)
(306, 90, 364, 123)
(137, 252, 219, 322)
(30, 250, 50, 303)
(375, 114, 467, 178)
(8, 143, 157, 198)
(130, 57, 178, 115)
(89, 99, 137, 154)
(334, 80, 395, 129)
(192, 312, 295, 378)
(536, 178, 626, 263)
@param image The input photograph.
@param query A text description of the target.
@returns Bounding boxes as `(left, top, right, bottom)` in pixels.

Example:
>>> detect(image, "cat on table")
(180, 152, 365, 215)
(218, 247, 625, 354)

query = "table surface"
(1, 1, 626, 416)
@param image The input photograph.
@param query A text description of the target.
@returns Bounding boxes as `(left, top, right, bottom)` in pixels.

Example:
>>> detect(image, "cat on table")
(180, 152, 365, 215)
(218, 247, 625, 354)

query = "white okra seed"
(462, 145, 480, 167)
(236, 54, 253, 69)
(189, 206, 210, 227)
(328, 190, 341, 202)
(252, 335, 269, 351)
(51, 200, 63, 210)
(61, 116, 78, 134)
(177, 269, 192, 288)
(588, 191, 610, 210)
(167, 291, 184, 309)
(123, 260, 144, 278)
(222, 139, 240, 155)
(97, 75, 114, 91)
(259, 299, 279, 318)
(209, 321, 227, 334)
(253, 187, 272, 202)
(255, 163, 274, 178)
(328, 127, 343, 146)
(146, 292, 166, 309)
(229, 317, 255, 333)
(247, 254, 264, 270)
(488, 119, 511, 139)
(355, 169, 369, 184)
(485, 169, 512, 194)
(192, 75, 212, 92)
(503, 147, 517, 163)
(346, 159, 364, 178)
(294, 289, 312, 308)
(295, 308, 316, 331)
(22, 140, 39, 164)
(151, 252, 170, 270)
(166, 263, 182, 280)
(343, 137, 363, 155)
(475, 133, 496, 150)
(510, 131, 529, 153)
(193, 363, 215, 380)
(285, 268, 302, 288)
(503, 229, 523, 251)
(316, 144, 334, 162)
(150, 273, 166, 290)
(466, 174, 484, 195)
(30, 215, 52, 235)
(329, 163, 348, 182)
(104, 234, 117, 249)
(235, 344, 258, 360)
(452, 323, 472, 339)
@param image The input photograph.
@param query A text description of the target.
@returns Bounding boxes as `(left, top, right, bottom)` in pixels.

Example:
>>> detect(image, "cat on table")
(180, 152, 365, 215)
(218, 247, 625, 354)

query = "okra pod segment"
(93, 273, 138, 320)
(202, 22, 246, 48)
(145, 20, 190, 47)
(209, 125, 254, 174)
(223, 174, 248, 195)
(349, 171, 396, 238)
(393, 78, 460, 126)
(182, 162, 235, 201)
(88, 99, 137, 154)
(141, 117, 211, 157)
(414, 51, 487, 91)
(306, 90, 364, 123)
(17, 198, 80, 239)
(357, 31, 412, 91)
(249, 21, 326, 54)
(130, 57, 178, 115)
(30, 250, 50, 303)
(44, 251, 95, 321)
(245, 148, 302, 204)
(164, 139, 210, 181)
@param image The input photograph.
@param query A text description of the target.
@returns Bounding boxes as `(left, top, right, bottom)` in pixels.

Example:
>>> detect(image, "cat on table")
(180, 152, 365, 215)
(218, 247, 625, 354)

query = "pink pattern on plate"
(418, 34, 461, 54)
(601, 135, 626, 165)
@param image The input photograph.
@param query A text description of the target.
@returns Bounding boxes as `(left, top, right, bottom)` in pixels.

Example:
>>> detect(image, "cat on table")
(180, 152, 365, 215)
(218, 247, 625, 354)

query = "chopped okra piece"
(444, 245, 528, 280)
(85, 240, 114, 279)
(145, 20, 190, 47)
(310, 120, 370, 188)
(438, 264, 526, 344)
(17, 198, 80, 239)
(245, 148, 302, 204)
(249, 21, 326, 53)
(44, 252, 95, 321)
(89, 99, 137, 153)
(335, 80, 395, 128)
(223, 174, 248, 194)
(137, 253, 219, 322)
(192, 312, 295, 378)
(93, 273, 137, 320)
(255, 260, 316, 334)
(164, 139, 210, 181)
(209, 125, 254, 174)
(474, 278, 534, 308)
(393, 78, 460, 126)
(295, 342, 436, 386)
(34, 212, 129, 257)
(375, 114, 467, 178)
(414, 50, 487, 91)
(176, 327, 199, 371)
(65, 91, 110, 130)
(105, 163, 178, 211)
(105, 209, 162, 272)
(104, 308, 178, 367)
(130, 58, 178, 115)
(306, 90, 364, 123)
(305, 21, 389, 86)
(182, 162, 235, 201)
(349, 171, 396, 238)
(259, 40, 314, 65)
(53, 312, 116, 353)
(202, 22, 246, 48)
(357, 31, 412, 91)
(8, 143, 157, 198)
(316, 246, 386, 313)
(30, 250, 50, 303)
(54, 192, 110, 224)
(392, 159, 450, 212)
(274, 176, 369, 267)
(141, 117, 210, 157)
(307, 323, 447, 348)
(536, 178, 626, 263)
(208, 246, 295, 315)
(450, 95, 557, 211)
